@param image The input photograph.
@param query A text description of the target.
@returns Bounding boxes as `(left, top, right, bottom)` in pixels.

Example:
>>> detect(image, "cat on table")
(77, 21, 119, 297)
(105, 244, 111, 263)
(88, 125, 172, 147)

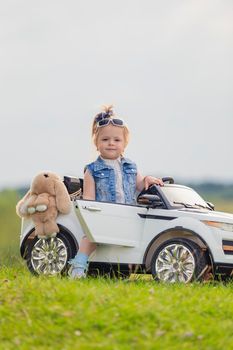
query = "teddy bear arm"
(34, 193, 50, 207)
(16, 190, 34, 217)
(16, 199, 28, 217)
(26, 194, 38, 207)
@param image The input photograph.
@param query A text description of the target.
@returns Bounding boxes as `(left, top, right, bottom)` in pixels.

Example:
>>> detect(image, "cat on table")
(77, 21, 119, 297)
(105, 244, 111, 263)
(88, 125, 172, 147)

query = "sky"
(0, 0, 232, 188)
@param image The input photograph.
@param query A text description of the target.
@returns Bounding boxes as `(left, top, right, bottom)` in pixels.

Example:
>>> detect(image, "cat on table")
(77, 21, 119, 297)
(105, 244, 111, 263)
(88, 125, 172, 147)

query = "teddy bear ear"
(16, 190, 31, 217)
(54, 180, 71, 214)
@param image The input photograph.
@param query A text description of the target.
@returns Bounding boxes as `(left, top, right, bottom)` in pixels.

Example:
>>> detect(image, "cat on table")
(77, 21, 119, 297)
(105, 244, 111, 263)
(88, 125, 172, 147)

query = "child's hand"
(144, 176, 164, 190)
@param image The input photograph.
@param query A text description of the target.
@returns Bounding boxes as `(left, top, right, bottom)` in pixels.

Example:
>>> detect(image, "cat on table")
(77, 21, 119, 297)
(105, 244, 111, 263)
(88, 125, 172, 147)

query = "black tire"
(26, 231, 77, 276)
(151, 238, 209, 283)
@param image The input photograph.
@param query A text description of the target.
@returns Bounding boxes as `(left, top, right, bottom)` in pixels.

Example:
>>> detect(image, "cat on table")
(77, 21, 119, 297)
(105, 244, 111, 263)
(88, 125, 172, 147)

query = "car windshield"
(161, 186, 210, 209)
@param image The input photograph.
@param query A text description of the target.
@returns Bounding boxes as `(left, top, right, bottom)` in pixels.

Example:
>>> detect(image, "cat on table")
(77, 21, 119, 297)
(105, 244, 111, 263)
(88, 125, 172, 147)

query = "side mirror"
(138, 194, 163, 207)
(206, 201, 215, 211)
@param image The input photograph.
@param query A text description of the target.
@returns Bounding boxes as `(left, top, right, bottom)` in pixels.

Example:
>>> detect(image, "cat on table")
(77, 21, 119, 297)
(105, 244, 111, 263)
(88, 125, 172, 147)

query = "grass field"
(1, 190, 233, 349)
(1, 268, 233, 350)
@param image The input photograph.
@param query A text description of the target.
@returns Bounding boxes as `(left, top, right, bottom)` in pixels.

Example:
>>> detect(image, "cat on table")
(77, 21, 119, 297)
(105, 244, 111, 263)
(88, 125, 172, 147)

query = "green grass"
(1, 190, 233, 349)
(1, 268, 233, 350)
(0, 190, 22, 266)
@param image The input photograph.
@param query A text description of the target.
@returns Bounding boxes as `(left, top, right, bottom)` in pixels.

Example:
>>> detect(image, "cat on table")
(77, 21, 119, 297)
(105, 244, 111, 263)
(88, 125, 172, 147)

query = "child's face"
(96, 124, 126, 159)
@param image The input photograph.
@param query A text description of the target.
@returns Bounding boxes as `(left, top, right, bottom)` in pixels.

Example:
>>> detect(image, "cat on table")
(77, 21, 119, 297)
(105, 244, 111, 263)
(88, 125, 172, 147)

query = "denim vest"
(86, 156, 137, 204)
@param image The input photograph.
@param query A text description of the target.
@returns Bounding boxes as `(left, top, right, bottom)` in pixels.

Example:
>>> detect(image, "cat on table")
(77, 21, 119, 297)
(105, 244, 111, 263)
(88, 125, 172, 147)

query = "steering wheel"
(137, 177, 174, 202)
(162, 177, 174, 184)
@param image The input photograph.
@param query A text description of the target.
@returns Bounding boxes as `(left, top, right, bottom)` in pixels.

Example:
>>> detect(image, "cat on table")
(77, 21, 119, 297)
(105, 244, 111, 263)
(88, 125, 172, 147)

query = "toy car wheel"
(151, 238, 208, 283)
(26, 232, 76, 276)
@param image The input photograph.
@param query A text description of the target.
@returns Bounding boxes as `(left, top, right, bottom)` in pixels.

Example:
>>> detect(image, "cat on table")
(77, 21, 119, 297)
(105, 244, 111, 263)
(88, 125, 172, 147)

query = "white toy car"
(19, 176, 233, 283)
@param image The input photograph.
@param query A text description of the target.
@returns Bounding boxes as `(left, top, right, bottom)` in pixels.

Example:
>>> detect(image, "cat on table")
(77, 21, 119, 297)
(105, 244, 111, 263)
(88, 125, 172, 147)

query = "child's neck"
(100, 155, 121, 161)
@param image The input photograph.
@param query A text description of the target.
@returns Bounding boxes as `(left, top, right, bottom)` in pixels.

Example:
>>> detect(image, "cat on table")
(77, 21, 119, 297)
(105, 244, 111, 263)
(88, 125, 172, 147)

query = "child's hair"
(92, 105, 130, 147)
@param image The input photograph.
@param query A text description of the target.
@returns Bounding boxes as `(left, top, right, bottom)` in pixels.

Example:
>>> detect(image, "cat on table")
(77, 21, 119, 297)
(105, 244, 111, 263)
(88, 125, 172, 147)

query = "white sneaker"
(68, 266, 86, 279)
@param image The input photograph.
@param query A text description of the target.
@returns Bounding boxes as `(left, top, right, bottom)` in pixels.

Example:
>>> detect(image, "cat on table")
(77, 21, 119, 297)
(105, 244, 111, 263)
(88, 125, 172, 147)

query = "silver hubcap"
(31, 237, 68, 275)
(155, 243, 195, 283)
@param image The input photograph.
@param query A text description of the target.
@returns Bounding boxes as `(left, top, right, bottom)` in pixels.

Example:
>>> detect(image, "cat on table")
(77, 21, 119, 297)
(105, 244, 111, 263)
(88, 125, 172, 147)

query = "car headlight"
(203, 220, 233, 232)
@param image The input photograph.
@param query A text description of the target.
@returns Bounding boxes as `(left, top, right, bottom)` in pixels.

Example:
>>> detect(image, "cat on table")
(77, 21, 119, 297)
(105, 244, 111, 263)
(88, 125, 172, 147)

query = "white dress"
(101, 157, 125, 203)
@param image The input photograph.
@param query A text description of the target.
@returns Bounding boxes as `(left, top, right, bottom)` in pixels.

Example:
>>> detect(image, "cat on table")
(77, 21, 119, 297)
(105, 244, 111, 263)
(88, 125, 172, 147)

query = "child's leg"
(79, 236, 96, 255)
(69, 237, 96, 279)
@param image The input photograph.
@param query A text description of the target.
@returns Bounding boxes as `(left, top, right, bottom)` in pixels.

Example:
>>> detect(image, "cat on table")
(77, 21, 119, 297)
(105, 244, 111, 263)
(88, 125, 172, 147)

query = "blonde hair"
(92, 105, 130, 148)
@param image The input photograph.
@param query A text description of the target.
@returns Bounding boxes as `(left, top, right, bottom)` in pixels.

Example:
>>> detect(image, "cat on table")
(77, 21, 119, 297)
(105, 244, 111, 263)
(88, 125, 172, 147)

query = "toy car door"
(75, 200, 148, 247)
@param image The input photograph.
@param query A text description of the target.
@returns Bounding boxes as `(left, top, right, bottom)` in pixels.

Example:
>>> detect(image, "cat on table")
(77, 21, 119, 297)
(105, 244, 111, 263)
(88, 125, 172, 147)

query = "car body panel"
(75, 200, 147, 247)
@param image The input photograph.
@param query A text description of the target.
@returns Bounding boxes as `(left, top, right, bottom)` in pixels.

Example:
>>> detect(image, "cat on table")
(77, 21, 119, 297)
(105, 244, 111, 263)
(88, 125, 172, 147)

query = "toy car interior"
(63, 176, 83, 199)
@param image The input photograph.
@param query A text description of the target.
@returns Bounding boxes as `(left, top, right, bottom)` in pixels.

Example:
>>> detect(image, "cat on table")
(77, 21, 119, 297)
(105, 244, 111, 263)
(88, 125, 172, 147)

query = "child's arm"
(83, 170, 96, 200)
(136, 173, 164, 192)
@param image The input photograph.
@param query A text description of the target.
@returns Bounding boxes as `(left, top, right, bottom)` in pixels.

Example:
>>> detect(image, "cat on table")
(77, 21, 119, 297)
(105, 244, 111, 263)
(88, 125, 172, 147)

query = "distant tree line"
(185, 182, 233, 200)
(1, 182, 233, 201)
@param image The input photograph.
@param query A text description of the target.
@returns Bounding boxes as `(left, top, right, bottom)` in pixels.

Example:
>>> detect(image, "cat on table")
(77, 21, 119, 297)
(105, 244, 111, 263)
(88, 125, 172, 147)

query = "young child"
(69, 105, 163, 278)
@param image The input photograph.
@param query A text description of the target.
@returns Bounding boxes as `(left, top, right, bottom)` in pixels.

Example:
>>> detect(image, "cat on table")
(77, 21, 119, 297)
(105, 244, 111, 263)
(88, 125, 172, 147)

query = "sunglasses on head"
(96, 118, 125, 128)
(95, 111, 113, 123)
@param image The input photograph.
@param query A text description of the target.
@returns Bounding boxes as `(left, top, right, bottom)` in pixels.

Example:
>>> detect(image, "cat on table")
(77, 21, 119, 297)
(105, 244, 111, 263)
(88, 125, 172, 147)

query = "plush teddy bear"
(16, 172, 71, 238)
